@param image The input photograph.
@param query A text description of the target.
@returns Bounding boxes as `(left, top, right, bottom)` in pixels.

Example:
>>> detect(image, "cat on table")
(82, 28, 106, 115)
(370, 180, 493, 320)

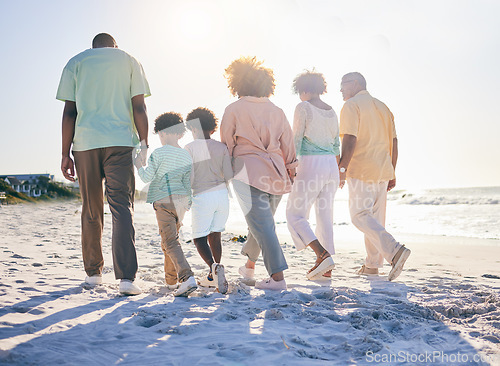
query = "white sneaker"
(174, 276, 197, 297)
(198, 274, 216, 288)
(166, 283, 179, 290)
(85, 274, 102, 285)
(119, 280, 142, 295)
(255, 277, 287, 291)
(212, 263, 228, 294)
(238, 265, 255, 280)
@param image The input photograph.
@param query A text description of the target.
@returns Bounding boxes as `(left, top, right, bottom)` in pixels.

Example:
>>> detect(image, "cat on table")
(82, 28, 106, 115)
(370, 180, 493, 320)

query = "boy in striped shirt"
(135, 112, 197, 297)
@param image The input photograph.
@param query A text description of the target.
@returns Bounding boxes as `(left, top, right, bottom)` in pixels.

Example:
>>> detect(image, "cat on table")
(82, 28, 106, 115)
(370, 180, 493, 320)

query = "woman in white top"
(286, 70, 340, 280)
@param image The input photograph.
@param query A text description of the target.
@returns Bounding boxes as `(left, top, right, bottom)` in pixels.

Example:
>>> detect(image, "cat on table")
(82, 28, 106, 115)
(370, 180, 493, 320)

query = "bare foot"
(246, 259, 255, 269)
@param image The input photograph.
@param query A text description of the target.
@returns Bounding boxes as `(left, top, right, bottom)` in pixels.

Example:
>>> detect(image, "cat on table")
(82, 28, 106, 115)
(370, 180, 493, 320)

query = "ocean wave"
(392, 193, 500, 205)
(387, 191, 500, 206)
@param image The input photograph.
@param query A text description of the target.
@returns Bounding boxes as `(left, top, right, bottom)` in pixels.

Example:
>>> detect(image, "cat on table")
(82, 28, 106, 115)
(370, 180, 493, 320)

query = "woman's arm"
(292, 103, 306, 155)
(280, 114, 299, 177)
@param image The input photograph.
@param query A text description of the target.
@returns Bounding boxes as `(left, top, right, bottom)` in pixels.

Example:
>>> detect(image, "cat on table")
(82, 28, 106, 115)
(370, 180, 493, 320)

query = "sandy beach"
(0, 200, 499, 365)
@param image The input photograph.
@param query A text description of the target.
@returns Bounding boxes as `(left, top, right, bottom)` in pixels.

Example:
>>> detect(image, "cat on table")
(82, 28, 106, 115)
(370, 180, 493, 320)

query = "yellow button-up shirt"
(340, 90, 397, 182)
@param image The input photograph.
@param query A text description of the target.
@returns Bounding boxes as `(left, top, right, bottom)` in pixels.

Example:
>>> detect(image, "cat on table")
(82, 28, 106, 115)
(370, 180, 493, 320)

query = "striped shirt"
(138, 144, 192, 203)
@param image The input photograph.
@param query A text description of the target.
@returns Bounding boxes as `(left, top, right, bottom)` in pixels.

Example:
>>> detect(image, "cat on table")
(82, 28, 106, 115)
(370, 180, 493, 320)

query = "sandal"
(307, 251, 335, 280)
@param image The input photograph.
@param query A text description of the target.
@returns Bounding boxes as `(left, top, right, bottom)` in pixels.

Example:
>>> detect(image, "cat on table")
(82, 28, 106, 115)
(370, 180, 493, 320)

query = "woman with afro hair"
(220, 57, 297, 291)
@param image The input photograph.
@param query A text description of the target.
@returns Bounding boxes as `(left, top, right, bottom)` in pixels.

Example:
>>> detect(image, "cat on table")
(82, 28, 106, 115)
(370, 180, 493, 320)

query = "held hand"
(138, 147, 148, 166)
(387, 178, 396, 192)
(133, 151, 143, 170)
(133, 157, 142, 170)
(133, 146, 148, 169)
(339, 170, 346, 189)
(287, 168, 297, 184)
(61, 156, 76, 182)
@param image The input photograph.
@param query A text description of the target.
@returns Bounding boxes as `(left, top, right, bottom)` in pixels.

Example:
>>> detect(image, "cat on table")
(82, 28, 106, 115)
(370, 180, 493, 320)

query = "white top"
(293, 101, 340, 156)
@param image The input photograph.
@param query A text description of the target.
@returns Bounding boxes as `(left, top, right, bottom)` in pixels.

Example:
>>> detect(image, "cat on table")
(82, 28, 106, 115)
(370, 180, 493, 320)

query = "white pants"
(286, 155, 339, 254)
(347, 178, 401, 268)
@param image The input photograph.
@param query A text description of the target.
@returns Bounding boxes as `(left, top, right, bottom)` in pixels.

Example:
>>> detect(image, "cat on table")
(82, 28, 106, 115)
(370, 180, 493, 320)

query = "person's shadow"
(0, 277, 495, 365)
(231, 276, 493, 365)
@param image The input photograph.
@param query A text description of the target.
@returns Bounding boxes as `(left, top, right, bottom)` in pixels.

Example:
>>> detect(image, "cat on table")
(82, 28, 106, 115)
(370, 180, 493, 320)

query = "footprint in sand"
(11, 254, 30, 259)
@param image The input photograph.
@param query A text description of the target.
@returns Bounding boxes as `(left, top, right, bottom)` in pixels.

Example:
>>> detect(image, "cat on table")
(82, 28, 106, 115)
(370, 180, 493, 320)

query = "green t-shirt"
(56, 48, 151, 151)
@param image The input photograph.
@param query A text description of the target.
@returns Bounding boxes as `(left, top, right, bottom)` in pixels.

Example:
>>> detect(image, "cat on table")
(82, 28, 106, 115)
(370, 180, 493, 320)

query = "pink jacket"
(221, 96, 298, 195)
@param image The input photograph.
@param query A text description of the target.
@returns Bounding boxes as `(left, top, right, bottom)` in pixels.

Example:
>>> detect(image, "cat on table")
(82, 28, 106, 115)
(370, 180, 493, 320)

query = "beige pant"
(153, 196, 193, 284)
(73, 147, 137, 280)
(286, 155, 339, 254)
(348, 178, 401, 268)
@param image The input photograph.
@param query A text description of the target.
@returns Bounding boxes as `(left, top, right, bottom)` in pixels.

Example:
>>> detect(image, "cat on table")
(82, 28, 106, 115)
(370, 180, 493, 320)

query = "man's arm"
(132, 94, 149, 166)
(338, 134, 357, 188)
(387, 137, 398, 191)
(61, 101, 77, 182)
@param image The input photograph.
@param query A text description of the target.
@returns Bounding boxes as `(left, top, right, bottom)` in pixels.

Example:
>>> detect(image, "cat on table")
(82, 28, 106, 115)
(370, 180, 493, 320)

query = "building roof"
(0, 174, 54, 181)
(5, 176, 22, 185)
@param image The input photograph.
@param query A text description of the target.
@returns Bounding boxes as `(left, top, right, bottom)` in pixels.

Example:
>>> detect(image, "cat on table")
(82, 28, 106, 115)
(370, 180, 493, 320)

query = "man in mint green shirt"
(57, 33, 150, 295)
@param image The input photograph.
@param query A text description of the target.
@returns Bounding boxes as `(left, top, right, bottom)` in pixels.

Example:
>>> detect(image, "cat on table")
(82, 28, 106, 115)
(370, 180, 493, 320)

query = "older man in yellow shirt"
(338, 72, 410, 281)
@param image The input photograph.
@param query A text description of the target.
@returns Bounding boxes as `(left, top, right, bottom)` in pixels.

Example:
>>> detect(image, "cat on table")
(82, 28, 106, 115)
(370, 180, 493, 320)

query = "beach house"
(0, 174, 54, 198)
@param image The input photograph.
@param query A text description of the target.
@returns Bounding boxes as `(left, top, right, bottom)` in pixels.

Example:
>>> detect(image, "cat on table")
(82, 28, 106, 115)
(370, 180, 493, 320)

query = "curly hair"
(186, 107, 218, 133)
(224, 56, 275, 98)
(154, 112, 185, 136)
(292, 70, 327, 95)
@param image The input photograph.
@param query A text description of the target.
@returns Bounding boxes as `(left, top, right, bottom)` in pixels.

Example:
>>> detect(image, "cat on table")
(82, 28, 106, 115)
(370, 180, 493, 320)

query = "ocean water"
(135, 186, 500, 243)
(386, 186, 500, 240)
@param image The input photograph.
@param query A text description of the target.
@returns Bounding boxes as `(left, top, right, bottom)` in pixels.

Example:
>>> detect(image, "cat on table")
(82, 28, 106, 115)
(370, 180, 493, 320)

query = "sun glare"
(176, 3, 212, 42)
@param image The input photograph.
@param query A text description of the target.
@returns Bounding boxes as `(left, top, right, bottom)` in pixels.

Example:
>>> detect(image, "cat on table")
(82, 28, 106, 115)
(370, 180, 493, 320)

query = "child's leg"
(163, 252, 178, 285)
(207, 190, 228, 264)
(207, 232, 222, 263)
(193, 235, 215, 270)
(154, 201, 194, 283)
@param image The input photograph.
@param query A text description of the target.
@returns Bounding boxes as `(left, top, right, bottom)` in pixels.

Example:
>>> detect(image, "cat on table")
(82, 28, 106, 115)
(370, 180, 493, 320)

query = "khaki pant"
(73, 147, 138, 280)
(153, 196, 193, 284)
(348, 178, 401, 268)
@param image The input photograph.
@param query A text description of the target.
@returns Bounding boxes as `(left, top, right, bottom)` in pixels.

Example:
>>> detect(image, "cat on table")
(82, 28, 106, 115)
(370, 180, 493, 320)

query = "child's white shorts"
(191, 188, 229, 239)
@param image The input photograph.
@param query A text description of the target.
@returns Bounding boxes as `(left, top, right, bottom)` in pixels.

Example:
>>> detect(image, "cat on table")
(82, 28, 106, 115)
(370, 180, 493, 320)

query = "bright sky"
(1, 0, 499, 189)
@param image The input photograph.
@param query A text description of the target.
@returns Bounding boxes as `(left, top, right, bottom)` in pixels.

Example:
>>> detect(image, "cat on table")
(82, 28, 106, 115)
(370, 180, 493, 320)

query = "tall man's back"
(57, 33, 150, 295)
(338, 72, 410, 281)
